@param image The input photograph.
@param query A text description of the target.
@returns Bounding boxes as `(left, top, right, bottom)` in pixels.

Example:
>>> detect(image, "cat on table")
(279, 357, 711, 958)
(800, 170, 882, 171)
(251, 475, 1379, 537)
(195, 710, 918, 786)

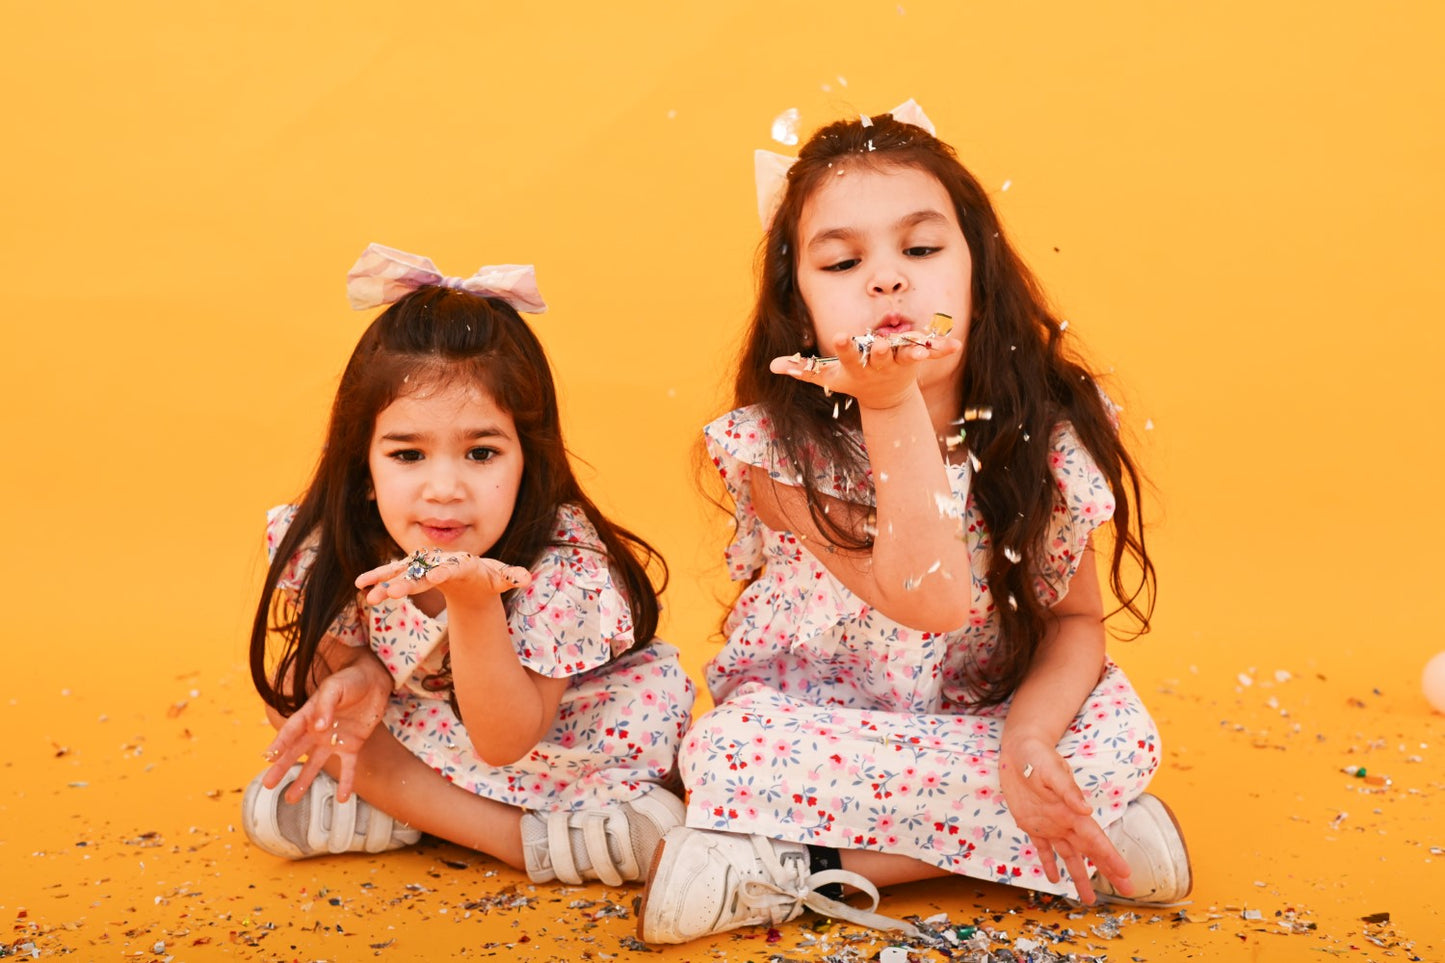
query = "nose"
(423, 462, 462, 502)
(868, 261, 908, 295)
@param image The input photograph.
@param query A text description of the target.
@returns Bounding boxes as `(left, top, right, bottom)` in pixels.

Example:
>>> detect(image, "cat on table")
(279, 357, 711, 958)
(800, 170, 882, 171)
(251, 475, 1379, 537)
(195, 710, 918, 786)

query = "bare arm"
(261, 635, 394, 803)
(356, 555, 567, 767)
(758, 335, 969, 632)
(996, 542, 1133, 902)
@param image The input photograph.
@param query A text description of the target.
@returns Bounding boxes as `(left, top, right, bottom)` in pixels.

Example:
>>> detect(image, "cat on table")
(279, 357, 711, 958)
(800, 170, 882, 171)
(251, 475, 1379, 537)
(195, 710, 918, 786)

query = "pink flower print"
(771, 740, 791, 758)
(974, 785, 996, 802)
(970, 721, 991, 737)
(749, 751, 766, 766)
(640, 690, 658, 707)
(882, 833, 901, 847)
(1076, 739, 1098, 759)
(733, 785, 755, 804)
(874, 814, 896, 832)
(744, 805, 761, 821)
(558, 730, 578, 749)
(1080, 502, 1099, 518)
(547, 606, 568, 625)
(1048, 451, 1066, 469)
(921, 771, 942, 790)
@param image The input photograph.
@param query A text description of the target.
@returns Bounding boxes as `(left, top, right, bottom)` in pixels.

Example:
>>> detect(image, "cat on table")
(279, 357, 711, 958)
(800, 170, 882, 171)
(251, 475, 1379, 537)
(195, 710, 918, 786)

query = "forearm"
(445, 595, 553, 766)
(857, 388, 970, 629)
(304, 635, 392, 698)
(1001, 613, 1106, 757)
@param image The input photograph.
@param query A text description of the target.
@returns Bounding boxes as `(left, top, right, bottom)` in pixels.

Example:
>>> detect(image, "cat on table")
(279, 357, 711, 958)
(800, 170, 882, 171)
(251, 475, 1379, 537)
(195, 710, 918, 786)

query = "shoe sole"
(1134, 793, 1193, 901)
(634, 832, 673, 942)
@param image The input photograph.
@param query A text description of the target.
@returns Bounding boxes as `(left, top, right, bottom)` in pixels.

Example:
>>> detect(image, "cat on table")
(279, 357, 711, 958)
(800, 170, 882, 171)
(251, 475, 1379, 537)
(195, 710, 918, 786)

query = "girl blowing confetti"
(244, 244, 694, 887)
(638, 104, 1188, 943)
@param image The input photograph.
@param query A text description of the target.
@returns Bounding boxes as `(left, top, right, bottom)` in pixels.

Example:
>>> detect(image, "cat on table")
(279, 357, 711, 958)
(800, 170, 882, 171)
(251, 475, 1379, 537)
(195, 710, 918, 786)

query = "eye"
(904, 246, 940, 258)
(821, 258, 860, 273)
(467, 446, 499, 463)
(388, 448, 423, 463)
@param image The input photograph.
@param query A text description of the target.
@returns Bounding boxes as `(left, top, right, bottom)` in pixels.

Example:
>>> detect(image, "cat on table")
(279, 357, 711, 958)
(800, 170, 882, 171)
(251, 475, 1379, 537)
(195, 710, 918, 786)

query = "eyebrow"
(806, 210, 952, 251)
(378, 426, 512, 443)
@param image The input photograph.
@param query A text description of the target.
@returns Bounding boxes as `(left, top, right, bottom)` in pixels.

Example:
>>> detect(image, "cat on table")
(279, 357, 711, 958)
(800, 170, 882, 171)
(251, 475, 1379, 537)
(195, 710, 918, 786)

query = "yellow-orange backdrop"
(3, 1, 1441, 957)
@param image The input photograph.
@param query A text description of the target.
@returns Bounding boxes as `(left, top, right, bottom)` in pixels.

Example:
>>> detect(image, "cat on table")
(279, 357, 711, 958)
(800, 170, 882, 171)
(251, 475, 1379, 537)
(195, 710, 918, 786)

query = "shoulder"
(703, 404, 776, 457)
(547, 503, 606, 552)
(265, 504, 300, 561)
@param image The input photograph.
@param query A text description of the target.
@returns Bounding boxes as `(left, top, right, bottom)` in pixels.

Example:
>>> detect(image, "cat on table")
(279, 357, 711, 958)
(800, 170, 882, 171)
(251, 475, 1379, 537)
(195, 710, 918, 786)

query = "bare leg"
(264, 706, 525, 868)
(840, 849, 952, 888)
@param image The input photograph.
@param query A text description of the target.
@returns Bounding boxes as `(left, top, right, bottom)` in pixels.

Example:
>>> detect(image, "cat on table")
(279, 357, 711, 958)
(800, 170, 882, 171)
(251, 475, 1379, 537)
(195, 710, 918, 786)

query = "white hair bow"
(754, 99, 937, 229)
(346, 242, 548, 314)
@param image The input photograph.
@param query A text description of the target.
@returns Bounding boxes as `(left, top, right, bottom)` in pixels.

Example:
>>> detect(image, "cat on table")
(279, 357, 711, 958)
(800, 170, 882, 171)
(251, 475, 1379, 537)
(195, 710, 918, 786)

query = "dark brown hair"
(251, 287, 666, 716)
(733, 112, 1155, 705)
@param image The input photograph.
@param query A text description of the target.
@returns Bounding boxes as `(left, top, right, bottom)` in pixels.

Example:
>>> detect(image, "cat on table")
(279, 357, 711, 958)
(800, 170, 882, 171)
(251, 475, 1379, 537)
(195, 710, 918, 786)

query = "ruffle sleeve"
(703, 405, 873, 582)
(506, 504, 636, 679)
(703, 407, 774, 581)
(1038, 424, 1117, 603)
(264, 504, 366, 647)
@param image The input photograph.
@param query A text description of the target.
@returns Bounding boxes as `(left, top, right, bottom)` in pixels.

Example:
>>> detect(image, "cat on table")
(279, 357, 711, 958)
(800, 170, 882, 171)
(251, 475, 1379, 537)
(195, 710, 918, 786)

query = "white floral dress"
(267, 503, 696, 813)
(680, 406, 1159, 894)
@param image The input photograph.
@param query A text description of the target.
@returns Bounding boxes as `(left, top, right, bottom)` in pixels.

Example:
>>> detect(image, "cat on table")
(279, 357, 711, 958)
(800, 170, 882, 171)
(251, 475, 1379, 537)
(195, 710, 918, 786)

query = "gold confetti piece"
(928, 312, 953, 336)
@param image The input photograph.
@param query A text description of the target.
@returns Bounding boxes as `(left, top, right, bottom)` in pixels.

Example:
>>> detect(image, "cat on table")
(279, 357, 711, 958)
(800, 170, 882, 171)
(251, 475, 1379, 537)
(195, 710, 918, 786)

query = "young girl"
(638, 105, 1189, 943)
(244, 243, 695, 888)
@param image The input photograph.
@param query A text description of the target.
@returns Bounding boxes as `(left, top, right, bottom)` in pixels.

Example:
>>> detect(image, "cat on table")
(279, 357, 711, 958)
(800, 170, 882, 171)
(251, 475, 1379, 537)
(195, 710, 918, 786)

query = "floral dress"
(679, 406, 1159, 894)
(267, 503, 695, 813)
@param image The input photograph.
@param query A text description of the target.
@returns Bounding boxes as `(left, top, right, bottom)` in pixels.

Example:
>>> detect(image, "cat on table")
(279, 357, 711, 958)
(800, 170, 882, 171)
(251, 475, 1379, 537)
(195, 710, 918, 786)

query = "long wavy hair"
(733, 112, 1155, 705)
(251, 287, 666, 716)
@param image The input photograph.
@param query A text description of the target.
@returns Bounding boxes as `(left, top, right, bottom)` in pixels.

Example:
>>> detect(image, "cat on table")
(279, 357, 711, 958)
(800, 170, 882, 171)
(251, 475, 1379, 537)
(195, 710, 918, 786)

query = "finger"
(354, 559, 406, 589)
(500, 565, 532, 588)
(333, 752, 357, 804)
(769, 352, 841, 383)
(1080, 820, 1131, 885)
(1029, 833, 1062, 884)
(1038, 759, 1093, 816)
(286, 751, 330, 805)
(1059, 846, 1098, 905)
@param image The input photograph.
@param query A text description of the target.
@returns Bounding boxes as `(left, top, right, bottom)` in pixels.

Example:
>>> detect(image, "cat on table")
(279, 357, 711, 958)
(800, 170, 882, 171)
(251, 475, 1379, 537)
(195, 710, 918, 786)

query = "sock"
(807, 844, 846, 900)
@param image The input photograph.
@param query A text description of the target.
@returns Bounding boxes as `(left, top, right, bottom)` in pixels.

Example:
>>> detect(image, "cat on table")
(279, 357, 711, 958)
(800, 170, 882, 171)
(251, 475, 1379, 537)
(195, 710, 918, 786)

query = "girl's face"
(795, 162, 972, 399)
(367, 379, 524, 561)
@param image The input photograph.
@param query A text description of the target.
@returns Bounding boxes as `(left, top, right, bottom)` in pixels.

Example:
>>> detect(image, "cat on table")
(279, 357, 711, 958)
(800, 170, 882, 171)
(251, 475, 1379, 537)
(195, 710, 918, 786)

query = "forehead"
(798, 162, 958, 237)
(377, 379, 508, 425)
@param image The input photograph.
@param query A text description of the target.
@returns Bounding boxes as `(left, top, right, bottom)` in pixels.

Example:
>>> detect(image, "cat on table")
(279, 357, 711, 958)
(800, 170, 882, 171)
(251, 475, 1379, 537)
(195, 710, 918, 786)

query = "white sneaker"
(241, 765, 420, 859)
(521, 791, 685, 887)
(636, 827, 920, 944)
(1094, 793, 1192, 904)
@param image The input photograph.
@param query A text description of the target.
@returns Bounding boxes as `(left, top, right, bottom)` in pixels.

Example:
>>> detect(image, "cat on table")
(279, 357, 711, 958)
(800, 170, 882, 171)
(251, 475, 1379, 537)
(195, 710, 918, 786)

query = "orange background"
(2, 1, 1441, 959)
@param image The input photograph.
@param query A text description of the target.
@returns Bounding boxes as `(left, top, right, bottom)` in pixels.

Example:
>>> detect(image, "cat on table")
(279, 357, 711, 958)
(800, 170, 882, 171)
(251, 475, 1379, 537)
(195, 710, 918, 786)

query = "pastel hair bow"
(754, 98, 937, 228)
(346, 242, 548, 314)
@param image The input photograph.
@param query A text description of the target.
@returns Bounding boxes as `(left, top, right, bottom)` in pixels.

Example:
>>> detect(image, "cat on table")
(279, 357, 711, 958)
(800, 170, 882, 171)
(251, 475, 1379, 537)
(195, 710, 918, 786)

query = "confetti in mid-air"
(771, 107, 800, 146)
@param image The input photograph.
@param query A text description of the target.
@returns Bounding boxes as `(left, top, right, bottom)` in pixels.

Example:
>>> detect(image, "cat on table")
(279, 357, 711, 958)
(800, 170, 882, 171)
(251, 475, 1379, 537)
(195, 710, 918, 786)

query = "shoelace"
(736, 837, 921, 937)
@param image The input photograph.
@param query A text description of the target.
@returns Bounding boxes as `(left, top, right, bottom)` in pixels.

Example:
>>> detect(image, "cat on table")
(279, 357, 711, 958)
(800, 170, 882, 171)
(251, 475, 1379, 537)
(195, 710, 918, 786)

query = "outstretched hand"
(770, 329, 961, 411)
(999, 737, 1133, 904)
(355, 550, 533, 607)
(261, 658, 392, 804)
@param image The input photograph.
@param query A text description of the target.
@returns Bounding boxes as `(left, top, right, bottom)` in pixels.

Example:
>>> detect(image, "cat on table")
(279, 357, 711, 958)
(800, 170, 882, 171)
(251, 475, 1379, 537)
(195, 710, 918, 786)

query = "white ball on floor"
(1424, 651, 1445, 713)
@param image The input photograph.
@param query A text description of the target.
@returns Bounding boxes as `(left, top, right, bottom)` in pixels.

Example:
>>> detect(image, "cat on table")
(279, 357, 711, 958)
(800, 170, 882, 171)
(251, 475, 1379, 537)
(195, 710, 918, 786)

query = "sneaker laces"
(735, 837, 921, 937)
